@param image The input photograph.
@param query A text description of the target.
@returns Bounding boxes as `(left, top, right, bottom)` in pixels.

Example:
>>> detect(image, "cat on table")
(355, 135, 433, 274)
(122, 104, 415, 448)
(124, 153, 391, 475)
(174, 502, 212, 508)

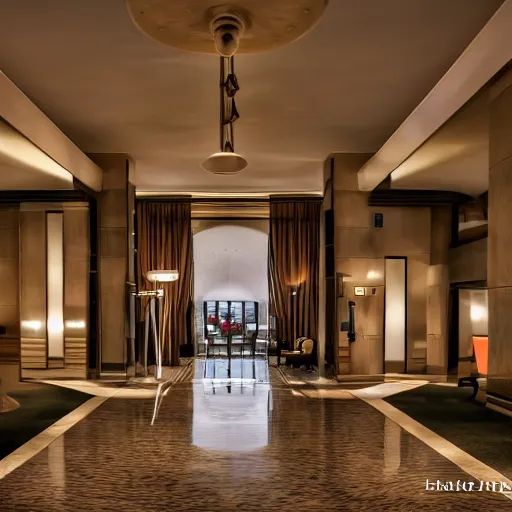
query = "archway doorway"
(193, 222, 269, 356)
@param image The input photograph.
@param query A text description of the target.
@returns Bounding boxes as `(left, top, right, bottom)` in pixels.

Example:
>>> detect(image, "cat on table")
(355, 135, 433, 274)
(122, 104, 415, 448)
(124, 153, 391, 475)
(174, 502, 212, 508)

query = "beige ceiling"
(0, 0, 503, 194)
(390, 87, 490, 197)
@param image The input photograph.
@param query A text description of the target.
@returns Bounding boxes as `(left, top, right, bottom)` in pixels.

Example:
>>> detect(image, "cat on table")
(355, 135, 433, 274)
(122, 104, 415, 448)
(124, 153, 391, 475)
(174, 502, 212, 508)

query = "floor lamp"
(136, 270, 179, 380)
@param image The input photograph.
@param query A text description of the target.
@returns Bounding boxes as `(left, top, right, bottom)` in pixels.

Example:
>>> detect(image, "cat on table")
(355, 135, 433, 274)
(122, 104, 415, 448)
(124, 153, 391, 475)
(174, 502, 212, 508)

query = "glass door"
(229, 301, 243, 337)
(245, 302, 258, 337)
(202, 301, 260, 357)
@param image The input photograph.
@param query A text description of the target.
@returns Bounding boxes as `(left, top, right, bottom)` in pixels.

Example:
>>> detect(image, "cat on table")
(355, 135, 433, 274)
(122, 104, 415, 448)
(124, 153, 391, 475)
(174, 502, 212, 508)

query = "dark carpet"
(0, 384, 92, 459)
(385, 384, 512, 479)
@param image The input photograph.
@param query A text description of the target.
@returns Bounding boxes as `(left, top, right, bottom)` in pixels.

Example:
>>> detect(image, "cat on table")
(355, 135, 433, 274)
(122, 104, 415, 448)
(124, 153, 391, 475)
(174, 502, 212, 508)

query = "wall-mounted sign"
(354, 287, 365, 296)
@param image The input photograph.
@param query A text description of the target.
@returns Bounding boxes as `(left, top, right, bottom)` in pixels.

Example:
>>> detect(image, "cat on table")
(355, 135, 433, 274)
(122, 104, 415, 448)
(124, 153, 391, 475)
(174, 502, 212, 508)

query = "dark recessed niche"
(372, 212, 384, 228)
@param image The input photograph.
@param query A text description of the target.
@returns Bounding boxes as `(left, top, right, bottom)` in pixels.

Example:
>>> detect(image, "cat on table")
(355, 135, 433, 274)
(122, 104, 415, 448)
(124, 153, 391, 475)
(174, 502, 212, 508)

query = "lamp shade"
(202, 152, 247, 175)
(146, 270, 179, 283)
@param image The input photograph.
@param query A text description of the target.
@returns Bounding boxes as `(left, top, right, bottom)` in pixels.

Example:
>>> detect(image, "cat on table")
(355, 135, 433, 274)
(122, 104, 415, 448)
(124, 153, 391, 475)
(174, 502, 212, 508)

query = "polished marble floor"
(1, 360, 511, 511)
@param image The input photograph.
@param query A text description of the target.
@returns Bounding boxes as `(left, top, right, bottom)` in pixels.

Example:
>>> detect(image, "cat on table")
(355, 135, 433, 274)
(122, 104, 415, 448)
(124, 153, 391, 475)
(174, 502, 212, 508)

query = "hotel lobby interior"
(1, 0, 512, 510)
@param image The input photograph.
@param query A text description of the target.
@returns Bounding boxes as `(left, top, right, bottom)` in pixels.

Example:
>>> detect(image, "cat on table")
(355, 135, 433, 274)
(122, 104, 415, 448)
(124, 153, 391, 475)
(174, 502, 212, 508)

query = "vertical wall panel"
(0, 207, 20, 368)
(20, 209, 47, 369)
(384, 258, 406, 373)
(47, 212, 64, 360)
(63, 206, 89, 373)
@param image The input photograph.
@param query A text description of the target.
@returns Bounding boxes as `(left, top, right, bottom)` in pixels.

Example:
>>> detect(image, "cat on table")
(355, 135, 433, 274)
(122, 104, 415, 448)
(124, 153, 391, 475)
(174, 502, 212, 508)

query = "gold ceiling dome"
(125, 0, 329, 55)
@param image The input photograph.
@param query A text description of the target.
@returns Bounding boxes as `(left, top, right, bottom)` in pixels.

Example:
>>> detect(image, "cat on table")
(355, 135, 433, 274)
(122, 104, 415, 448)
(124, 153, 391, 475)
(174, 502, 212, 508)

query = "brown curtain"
(268, 200, 320, 346)
(136, 201, 193, 366)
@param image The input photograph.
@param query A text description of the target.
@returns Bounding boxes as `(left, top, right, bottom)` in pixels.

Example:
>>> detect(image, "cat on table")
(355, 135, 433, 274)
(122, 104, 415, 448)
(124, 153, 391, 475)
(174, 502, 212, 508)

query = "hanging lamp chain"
(220, 56, 240, 153)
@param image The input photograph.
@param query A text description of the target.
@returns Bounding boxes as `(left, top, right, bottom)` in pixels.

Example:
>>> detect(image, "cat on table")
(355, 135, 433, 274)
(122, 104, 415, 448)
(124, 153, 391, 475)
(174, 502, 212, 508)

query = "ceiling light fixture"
(202, 15, 248, 175)
(126, 1, 329, 175)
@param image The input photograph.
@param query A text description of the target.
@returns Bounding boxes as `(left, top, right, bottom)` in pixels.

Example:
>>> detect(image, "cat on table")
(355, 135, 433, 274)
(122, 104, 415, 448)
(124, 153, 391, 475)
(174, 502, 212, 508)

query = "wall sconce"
(354, 287, 365, 296)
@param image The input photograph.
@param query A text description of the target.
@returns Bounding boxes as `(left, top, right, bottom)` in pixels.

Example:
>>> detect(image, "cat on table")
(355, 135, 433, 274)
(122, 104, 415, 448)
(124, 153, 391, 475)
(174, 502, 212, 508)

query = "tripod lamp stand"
(135, 270, 179, 380)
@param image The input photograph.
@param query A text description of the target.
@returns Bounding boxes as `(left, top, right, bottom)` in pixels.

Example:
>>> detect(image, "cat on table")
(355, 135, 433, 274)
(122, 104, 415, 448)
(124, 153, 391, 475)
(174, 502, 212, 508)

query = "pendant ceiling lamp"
(125, 0, 329, 175)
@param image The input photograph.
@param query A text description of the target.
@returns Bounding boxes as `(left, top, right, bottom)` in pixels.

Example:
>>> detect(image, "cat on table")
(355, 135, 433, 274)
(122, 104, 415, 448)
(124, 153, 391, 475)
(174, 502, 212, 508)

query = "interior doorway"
(450, 283, 488, 377)
(192, 222, 269, 356)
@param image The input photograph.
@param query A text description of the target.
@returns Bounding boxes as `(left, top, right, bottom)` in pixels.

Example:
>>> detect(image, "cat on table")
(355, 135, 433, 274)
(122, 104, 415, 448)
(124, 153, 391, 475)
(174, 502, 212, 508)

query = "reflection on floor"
(22, 368, 86, 380)
(386, 384, 512, 480)
(1, 359, 512, 511)
(0, 384, 91, 459)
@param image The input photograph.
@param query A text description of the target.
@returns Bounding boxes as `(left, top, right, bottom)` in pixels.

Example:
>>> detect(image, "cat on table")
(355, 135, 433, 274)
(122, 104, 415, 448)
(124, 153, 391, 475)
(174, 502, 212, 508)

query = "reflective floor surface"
(1, 359, 511, 511)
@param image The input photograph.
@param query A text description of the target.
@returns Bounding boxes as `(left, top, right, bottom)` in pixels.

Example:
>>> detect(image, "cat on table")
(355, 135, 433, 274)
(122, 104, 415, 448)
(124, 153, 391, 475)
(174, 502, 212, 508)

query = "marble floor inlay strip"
(0, 396, 109, 480)
(276, 366, 292, 386)
(352, 381, 428, 400)
(355, 394, 512, 500)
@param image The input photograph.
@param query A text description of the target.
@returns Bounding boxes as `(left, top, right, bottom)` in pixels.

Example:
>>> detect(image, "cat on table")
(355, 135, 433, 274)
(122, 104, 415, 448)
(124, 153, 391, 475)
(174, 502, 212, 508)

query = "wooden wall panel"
(64, 207, 89, 373)
(0, 207, 20, 366)
(20, 209, 47, 368)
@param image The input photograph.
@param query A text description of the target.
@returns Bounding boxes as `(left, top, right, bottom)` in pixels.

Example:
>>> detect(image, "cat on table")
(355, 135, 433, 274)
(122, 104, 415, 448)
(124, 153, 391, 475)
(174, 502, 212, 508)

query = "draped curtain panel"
(136, 201, 193, 366)
(268, 200, 320, 346)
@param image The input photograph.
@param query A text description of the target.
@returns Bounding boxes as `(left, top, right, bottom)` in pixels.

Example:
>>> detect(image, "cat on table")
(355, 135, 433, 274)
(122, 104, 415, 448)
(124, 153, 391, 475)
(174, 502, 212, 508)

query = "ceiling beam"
(0, 72, 102, 191)
(357, 0, 512, 191)
(0, 118, 74, 190)
(0, 189, 91, 204)
(368, 189, 473, 207)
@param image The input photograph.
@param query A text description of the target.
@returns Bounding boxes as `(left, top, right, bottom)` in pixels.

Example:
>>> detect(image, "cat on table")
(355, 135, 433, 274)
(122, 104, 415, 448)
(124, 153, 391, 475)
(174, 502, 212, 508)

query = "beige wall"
(449, 238, 487, 284)
(0, 207, 20, 391)
(487, 67, 512, 401)
(192, 219, 269, 235)
(332, 154, 431, 375)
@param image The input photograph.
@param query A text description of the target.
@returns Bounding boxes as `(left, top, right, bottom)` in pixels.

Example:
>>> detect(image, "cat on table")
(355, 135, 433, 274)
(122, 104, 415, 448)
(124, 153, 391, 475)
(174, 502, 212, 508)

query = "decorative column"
(89, 154, 135, 376)
(331, 153, 378, 376)
(426, 206, 451, 374)
(487, 67, 512, 403)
